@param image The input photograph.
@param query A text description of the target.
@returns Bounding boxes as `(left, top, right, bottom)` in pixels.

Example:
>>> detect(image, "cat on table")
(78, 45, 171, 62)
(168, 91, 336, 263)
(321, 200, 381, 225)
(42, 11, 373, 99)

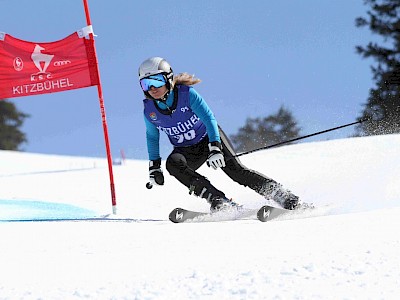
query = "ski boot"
(270, 185, 301, 210)
(209, 196, 241, 213)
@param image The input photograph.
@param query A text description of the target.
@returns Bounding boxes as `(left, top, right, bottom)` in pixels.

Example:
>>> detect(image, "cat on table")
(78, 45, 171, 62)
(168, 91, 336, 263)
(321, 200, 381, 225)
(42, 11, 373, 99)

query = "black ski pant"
(165, 127, 277, 201)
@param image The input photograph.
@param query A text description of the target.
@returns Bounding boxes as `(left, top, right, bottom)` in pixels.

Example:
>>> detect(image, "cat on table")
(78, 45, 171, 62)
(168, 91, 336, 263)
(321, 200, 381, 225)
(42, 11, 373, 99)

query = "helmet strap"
(144, 89, 170, 102)
(147, 86, 178, 115)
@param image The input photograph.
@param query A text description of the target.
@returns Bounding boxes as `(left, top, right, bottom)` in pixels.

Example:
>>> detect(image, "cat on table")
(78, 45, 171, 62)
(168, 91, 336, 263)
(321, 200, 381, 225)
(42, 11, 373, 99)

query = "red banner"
(0, 31, 99, 99)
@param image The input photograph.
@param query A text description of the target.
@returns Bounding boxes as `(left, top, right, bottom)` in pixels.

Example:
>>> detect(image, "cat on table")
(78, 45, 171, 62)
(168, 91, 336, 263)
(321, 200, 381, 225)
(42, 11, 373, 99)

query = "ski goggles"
(140, 74, 166, 92)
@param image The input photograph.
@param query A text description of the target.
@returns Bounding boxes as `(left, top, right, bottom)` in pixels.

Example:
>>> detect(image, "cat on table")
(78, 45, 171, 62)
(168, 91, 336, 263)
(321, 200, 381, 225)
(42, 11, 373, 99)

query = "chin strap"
(147, 86, 178, 115)
(144, 91, 162, 101)
(144, 88, 170, 102)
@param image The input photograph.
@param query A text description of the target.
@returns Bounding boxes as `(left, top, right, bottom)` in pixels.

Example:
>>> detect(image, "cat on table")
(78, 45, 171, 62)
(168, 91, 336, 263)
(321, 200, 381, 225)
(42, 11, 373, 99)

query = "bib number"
(175, 130, 196, 143)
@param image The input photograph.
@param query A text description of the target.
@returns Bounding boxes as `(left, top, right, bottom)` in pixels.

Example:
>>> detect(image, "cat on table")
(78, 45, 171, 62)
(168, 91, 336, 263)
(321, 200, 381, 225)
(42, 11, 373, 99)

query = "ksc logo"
(31, 44, 54, 81)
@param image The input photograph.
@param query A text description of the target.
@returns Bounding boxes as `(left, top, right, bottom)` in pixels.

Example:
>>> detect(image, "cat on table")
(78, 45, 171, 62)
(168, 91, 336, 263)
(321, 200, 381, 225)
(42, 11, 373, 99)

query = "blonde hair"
(173, 72, 201, 87)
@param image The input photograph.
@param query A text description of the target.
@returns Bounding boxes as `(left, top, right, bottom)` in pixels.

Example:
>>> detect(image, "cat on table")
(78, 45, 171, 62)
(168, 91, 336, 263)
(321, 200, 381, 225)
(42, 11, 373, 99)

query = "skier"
(140, 57, 300, 211)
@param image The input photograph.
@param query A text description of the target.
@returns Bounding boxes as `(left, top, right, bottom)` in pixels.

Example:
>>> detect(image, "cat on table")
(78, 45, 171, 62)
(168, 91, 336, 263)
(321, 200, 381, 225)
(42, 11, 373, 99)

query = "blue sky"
(1, 0, 375, 159)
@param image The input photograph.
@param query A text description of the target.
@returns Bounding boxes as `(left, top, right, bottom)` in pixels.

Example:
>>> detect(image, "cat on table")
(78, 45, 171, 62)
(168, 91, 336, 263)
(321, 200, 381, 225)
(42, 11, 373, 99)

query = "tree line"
(0, 100, 28, 150)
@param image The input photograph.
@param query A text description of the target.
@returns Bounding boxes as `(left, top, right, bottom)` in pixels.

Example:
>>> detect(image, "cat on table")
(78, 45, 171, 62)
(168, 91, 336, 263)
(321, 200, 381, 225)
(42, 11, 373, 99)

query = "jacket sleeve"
(188, 87, 221, 143)
(144, 114, 161, 161)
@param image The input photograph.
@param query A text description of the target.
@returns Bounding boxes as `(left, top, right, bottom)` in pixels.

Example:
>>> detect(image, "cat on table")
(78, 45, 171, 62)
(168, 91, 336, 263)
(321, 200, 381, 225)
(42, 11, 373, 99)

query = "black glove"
(149, 158, 164, 186)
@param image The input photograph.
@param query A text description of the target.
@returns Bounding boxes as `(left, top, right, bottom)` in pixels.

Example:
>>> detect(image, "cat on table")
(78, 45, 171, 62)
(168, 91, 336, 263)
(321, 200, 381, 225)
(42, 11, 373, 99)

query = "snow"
(1, 134, 399, 299)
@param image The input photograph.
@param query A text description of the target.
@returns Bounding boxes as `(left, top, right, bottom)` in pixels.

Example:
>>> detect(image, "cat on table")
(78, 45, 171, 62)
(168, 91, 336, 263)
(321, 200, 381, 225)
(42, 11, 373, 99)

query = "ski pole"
(235, 118, 368, 158)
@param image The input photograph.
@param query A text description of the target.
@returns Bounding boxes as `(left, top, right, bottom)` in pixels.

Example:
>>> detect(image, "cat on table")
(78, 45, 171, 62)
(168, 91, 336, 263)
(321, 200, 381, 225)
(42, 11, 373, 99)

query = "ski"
(169, 208, 206, 223)
(257, 203, 316, 222)
(169, 203, 316, 223)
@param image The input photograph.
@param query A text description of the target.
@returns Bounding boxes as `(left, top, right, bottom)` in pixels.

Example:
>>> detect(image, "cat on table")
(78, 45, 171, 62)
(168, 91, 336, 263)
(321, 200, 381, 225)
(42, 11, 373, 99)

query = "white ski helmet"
(138, 57, 174, 100)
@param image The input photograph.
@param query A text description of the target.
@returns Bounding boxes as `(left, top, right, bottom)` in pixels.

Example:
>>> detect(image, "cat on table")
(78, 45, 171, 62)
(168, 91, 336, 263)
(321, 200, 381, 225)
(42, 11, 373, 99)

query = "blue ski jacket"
(143, 85, 220, 160)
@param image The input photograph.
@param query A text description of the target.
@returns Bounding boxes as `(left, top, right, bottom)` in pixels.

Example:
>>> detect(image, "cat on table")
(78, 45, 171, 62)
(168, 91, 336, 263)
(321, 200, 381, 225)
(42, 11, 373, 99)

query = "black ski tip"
(257, 205, 273, 222)
(169, 208, 186, 223)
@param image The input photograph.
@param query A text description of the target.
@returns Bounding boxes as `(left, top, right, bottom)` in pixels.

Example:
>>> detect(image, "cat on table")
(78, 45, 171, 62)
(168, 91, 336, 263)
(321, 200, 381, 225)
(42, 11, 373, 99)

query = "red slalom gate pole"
(83, 0, 117, 214)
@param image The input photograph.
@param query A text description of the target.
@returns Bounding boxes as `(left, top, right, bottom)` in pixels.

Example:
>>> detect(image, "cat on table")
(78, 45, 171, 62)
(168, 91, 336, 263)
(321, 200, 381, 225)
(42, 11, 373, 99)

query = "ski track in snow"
(1, 135, 400, 299)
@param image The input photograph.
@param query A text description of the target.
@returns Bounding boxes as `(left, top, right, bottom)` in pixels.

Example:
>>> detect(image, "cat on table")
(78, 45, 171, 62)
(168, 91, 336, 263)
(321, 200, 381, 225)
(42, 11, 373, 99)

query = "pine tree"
(0, 100, 29, 150)
(355, 0, 400, 135)
(230, 106, 301, 153)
